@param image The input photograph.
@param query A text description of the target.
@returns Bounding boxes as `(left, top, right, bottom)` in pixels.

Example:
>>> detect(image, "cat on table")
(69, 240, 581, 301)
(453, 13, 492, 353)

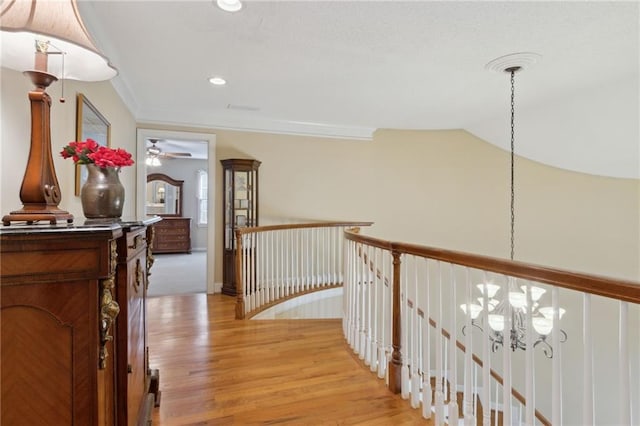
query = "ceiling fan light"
(146, 157, 161, 167)
(216, 0, 242, 12)
(209, 76, 226, 86)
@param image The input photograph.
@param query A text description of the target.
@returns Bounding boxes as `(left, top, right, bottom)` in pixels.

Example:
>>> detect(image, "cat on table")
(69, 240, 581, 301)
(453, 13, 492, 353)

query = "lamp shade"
(1, 0, 116, 81)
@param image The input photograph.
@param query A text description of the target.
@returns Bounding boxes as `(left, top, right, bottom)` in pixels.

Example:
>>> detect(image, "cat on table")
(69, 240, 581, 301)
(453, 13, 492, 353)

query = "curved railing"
(344, 230, 640, 425)
(233, 221, 372, 319)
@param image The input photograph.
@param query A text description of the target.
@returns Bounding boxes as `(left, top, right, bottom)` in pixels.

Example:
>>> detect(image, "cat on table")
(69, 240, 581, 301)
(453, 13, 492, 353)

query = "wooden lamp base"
(3, 71, 74, 226)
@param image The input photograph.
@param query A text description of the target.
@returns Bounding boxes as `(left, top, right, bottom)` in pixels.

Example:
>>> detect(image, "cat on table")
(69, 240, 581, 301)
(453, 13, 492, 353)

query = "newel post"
(388, 250, 403, 394)
(235, 230, 245, 319)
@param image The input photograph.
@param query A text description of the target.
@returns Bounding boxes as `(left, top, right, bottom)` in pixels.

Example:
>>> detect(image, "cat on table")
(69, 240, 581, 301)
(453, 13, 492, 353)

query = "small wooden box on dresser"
(0, 216, 161, 425)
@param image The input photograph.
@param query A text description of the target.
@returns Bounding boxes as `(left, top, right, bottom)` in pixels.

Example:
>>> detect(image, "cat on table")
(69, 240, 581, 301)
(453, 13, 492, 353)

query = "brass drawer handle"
(128, 234, 146, 249)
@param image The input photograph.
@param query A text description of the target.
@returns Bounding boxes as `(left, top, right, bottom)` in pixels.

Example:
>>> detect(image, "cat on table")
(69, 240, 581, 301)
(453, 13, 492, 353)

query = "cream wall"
(2, 66, 639, 285)
(1, 68, 137, 220)
(208, 127, 639, 283)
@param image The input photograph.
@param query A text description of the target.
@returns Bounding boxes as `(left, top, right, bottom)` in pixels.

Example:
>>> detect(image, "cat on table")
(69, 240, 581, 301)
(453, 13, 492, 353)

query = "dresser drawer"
(151, 217, 191, 254)
(155, 227, 188, 235)
(155, 242, 190, 251)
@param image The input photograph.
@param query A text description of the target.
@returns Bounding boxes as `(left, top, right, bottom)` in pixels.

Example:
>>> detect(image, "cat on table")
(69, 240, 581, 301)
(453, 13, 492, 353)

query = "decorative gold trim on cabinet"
(109, 240, 117, 275)
(146, 227, 156, 288)
(134, 258, 143, 293)
(99, 276, 120, 369)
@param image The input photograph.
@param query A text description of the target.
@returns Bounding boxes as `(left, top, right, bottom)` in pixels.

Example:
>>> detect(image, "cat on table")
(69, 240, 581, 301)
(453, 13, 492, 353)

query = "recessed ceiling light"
(216, 0, 242, 13)
(209, 76, 227, 86)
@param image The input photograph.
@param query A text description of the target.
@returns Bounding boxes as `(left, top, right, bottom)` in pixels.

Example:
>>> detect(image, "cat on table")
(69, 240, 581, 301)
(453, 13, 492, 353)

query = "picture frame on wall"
(74, 93, 111, 195)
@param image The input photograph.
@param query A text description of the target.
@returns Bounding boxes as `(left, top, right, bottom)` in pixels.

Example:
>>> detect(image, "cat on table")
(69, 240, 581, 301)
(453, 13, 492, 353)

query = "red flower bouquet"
(61, 139, 134, 168)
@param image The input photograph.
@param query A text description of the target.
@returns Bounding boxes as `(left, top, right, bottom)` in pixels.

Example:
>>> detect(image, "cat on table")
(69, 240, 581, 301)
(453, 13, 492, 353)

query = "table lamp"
(1, 0, 117, 225)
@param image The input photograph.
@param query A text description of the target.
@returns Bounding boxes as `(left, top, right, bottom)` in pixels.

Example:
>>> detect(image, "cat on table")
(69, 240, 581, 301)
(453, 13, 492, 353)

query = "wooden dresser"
(0, 217, 161, 425)
(151, 216, 191, 254)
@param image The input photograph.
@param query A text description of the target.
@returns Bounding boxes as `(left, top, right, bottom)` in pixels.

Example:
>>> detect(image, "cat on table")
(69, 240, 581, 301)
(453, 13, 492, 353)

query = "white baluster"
(257, 232, 264, 308)
(405, 256, 420, 408)
(422, 258, 432, 419)
(249, 233, 255, 311)
(401, 254, 410, 400)
(353, 241, 361, 351)
(463, 267, 474, 426)
(503, 276, 513, 426)
(370, 247, 379, 373)
(342, 239, 348, 337)
(348, 240, 356, 346)
(325, 227, 329, 285)
(287, 228, 291, 296)
(583, 293, 594, 425)
(525, 280, 534, 426)
(359, 242, 366, 359)
(552, 286, 562, 425)
(410, 256, 420, 408)
(378, 248, 387, 379)
(619, 301, 631, 425)
(434, 261, 444, 426)
(364, 244, 372, 367)
(338, 227, 344, 283)
(296, 229, 301, 294)
(243, 234, 251, 312)
(481, 272, 491, 426)
(448, 263, 459, 425)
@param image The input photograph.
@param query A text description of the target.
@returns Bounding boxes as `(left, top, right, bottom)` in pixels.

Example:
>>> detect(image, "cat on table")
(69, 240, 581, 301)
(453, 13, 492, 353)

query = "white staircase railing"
(343, 230, 640, 425)
(233, 222, 372, 319)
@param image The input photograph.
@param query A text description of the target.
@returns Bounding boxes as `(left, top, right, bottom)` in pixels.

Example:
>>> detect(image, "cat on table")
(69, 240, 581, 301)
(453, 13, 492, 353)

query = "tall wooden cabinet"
(0, 217, 161, 425)
(221, 158, 260, 296)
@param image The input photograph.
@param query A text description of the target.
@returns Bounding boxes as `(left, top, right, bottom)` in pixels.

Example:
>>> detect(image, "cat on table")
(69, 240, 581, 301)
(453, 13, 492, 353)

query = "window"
(196, 169, 208, 226)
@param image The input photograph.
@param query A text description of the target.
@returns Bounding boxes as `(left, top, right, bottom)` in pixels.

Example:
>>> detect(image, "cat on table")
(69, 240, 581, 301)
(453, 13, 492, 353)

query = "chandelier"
(462, 281, 567, 358)
(461, 53, 567, 358)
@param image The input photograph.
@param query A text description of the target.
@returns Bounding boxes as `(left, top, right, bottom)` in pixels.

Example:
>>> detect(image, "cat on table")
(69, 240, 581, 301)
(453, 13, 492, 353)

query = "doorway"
(136, 128, 217, 294)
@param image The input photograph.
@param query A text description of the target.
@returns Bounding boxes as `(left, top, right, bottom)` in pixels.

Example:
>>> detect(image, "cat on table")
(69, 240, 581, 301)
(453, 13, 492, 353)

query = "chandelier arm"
(533, 337, 554, 359)
(559, 329, 568, 343)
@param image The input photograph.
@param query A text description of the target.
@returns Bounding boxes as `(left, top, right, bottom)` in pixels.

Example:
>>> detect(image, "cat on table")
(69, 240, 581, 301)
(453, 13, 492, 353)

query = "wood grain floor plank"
(148, 294, 430, 425)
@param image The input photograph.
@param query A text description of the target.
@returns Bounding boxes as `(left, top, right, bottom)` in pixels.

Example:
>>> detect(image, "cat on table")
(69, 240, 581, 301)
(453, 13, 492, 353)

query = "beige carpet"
(147, 251, 207, 297)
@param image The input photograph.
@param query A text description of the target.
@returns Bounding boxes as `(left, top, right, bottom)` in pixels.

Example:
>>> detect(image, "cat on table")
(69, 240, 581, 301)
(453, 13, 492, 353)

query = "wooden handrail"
(237, 221, 374, 235)
(346, 230, 640, 303)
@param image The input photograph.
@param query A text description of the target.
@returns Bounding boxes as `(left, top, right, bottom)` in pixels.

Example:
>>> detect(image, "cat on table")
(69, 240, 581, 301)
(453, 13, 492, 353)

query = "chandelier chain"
(510, 70, 516, 261)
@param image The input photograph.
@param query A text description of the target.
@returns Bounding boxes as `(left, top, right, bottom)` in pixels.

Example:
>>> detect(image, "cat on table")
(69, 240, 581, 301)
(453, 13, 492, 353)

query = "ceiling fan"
(146, 138, 192, 160)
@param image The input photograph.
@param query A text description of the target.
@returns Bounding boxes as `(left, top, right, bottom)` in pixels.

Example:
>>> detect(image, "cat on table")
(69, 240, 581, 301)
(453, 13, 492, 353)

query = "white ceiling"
(77, 1, 639, 178)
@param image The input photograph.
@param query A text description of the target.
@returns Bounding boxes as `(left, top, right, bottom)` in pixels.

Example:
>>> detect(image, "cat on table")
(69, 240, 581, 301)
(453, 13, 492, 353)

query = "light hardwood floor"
(148, 293, 430, 425)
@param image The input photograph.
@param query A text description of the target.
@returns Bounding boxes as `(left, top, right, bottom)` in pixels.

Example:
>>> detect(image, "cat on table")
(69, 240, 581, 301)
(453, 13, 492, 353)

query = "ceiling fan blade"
(161, 152, 192, 158)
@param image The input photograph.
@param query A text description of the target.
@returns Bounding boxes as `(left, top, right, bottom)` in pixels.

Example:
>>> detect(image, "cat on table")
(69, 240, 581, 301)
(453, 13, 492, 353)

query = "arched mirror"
(146, 173, 183, 217)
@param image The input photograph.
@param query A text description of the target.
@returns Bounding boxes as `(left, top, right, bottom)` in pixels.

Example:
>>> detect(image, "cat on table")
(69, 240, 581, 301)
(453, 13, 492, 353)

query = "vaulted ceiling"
(78, 1, 639, 178)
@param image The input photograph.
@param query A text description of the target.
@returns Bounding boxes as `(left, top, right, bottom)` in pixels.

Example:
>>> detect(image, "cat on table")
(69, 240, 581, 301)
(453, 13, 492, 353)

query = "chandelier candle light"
(461, 53, 567, 359)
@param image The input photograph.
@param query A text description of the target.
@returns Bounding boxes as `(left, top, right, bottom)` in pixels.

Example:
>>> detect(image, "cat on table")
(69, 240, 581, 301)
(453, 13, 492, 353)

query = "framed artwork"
(75, 93, 111, 195)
